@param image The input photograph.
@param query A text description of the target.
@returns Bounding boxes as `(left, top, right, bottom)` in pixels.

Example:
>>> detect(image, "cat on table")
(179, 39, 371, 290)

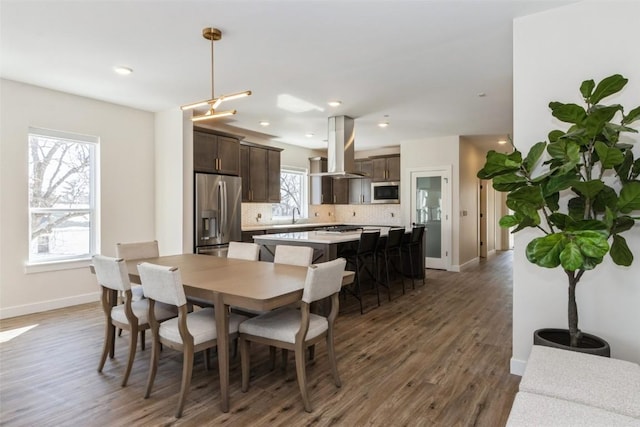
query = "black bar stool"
(341, 229, 380, 314)
(376, 227, 406, 299)
(402, 225, 425, 289)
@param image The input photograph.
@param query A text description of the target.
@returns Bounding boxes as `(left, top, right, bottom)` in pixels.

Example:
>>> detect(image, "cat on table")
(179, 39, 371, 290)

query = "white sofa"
(507, 345, 640, 426)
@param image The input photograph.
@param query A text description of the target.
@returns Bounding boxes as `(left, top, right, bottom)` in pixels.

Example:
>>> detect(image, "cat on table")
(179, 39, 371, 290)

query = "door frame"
(406, 166, 452, 271)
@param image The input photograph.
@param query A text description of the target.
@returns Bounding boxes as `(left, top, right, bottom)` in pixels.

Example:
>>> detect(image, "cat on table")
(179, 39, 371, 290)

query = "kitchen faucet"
(292, 207, 301, 224)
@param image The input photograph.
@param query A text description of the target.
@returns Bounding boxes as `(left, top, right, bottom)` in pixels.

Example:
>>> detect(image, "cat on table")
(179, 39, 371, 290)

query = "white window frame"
(26, 127, 99, 270)
(271, 166, 308, 220)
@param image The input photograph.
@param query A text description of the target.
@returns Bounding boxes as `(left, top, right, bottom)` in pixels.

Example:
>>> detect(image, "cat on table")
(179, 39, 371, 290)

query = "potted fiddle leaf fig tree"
(478, 74, 640, 356)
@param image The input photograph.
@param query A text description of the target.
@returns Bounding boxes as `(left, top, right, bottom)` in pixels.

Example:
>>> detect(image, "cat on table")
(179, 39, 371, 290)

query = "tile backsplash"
(241, 203, 403, 227)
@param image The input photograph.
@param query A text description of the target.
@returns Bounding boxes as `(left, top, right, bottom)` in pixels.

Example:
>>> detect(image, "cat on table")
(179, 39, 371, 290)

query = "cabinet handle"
(321, 194, 324, 203)
(333, 195, 337, 203)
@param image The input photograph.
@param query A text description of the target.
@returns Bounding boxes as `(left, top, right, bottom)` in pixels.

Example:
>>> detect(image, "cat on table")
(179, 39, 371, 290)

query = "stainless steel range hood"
(309, 116, 365, 178)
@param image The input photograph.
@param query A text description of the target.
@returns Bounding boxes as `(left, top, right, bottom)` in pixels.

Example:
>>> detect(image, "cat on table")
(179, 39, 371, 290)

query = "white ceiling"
(0, 0, 573, 152)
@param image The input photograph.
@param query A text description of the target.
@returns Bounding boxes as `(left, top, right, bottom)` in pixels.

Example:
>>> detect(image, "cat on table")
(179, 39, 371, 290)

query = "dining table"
(116, 253, 354, 413)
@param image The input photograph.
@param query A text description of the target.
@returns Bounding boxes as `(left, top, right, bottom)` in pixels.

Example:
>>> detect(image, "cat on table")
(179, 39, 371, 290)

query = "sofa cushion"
(507, 392, 640, 427)
(519, 345, 640, 418)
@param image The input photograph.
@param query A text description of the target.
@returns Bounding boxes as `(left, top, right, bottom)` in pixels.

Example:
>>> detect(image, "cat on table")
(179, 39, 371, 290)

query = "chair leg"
(326, 331, 341, 388)
(294, 343, 312, 412)
(308, 345, 315, 361)
(118, 328, 123, 337)
(397, 249, 406, 295)
(282, 349, 289, 373)
(140, 330, 145, 351)
(175, 344, 194, 418)
(408, 246, 416, 289)
(98, 322, 115, 372)
(121, 324, 138, 387)
(373, 255, 381, 307)
(240, 338, 251, 392)
(144, 333, 161, 399)
(204, 348, 211, 371)
(355, 258, 364, 314)
(384, 252, 392, 301)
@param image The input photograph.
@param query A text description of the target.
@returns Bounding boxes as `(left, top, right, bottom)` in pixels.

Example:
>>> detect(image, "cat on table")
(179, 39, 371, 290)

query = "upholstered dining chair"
(93, 255, 176, 387)
(138, 262, 248, 418)
(227, 241, 260, 260)
(115, 240, 160, 339)
(274, 245, 314, 267)
(239, 258, 347, 412)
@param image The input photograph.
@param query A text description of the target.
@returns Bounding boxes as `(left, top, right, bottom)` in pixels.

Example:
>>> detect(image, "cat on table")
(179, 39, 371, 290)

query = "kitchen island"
(253, 226, 393, 263)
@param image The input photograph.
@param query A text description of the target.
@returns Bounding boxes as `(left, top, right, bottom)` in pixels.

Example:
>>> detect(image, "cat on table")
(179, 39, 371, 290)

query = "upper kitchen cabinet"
(349, 159, 373, 204)
(240, 142, 282, 203)
(309, 157, 332, 205)
(371, 155, 401, 182)
(193, 129, 241, 176)
(309, 157, 350, 204)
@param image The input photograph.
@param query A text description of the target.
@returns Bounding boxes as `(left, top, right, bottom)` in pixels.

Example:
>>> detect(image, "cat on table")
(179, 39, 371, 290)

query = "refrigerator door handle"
(220, 181, 227, 237)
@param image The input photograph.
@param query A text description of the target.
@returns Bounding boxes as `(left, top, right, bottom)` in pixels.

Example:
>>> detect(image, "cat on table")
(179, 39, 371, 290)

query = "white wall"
(512, 1, 640, 372)
(401, 136, 460, 269)
(459, 138, 483, 265)
(0, 79, 156, 318)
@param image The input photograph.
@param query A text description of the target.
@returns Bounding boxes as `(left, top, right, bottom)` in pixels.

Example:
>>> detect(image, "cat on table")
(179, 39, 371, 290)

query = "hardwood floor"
(0, 251, 519, 426)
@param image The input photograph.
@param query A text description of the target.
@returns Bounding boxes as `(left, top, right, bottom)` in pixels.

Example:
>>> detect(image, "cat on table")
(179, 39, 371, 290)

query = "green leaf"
(523, 142, 546, 173)
(549, 102, 587, 124)
(580, 79, 595, 100)
(623, 105, 640, 125)
(590, 74, 628, 105)
(477, 150, 522, 179)
(618, 181, 640, 213)
(528, 233, 565, 268)
(568, 197, 585, 220)
(545, 173, 578, 195)
(492, 173, 528, 192)
(610, 235, 633, 266)
(616, 150, 634, 181)
(549, 213, 574, 230)
(547, 140, 580, 172)
(512, 216, 536, 233)
(545, 192, 560, 212)
(508, 185, 545, 209)
(592, 185, 618, 213)
(572, 180, 605, 199)
(585, 105, 624, 138)
(548, 130, 565, 143)
(612, 216, 635, 234)
(567, 220, 608, 231)
(594, 141, 624, 169)
(499, 215, 519, 228)
(633, 159, 640, 180)
(560, 242, 584, 271)
(574, 231, 609, 259)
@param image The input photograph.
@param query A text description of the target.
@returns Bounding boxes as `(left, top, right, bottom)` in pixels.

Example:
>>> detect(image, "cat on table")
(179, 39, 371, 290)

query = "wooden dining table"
(119, 253, 354, 413)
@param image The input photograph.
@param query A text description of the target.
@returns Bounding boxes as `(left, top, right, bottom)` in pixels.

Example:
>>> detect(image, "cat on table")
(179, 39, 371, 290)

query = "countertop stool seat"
(340, 230, 380, 314)
(401, 226, 425, 289)
(376, 227, 406, 299)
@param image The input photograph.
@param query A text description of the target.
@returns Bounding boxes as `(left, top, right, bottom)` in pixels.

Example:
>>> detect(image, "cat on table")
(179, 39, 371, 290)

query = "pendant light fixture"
(181, 27, 251, 121)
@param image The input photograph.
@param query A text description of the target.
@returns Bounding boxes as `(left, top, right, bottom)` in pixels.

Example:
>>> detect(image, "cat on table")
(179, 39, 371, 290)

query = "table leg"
(213, 292, 229, 413)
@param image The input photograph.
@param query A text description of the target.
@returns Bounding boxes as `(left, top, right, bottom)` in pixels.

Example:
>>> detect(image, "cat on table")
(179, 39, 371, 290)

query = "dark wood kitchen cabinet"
(349, 159, 373, 204)
(193, 129, 240, 176)
(371, 155, 400, 182)
(309, 157, 349, 204)
(240, 143, 282, 203)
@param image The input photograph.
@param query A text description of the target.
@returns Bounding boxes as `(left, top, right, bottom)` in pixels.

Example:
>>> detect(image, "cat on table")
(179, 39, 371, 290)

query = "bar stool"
(341, 229, 380, 314)
(377, 227, 406, 299)
(402, 225, 425, 288)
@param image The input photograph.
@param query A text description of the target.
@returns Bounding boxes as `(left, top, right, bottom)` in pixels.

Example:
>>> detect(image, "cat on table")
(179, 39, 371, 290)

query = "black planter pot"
(534, 328, 611, 357)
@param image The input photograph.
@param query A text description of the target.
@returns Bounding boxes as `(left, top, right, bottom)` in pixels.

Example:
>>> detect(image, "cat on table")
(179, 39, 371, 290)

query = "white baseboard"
(459, 257, 480, 272)
(0, 292, 100, 319)
(510, 357, 527, 376)
(487, 249, 496, 257)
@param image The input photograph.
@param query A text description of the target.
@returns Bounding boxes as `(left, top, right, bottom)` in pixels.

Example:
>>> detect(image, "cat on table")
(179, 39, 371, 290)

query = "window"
(272, 167, 307, 219)
(28, 127, 98, 264)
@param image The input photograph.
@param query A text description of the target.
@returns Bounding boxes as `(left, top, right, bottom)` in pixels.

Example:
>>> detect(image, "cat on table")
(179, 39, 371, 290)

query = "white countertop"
(242, 222, 336, 232)
(252, 226, 407, 244)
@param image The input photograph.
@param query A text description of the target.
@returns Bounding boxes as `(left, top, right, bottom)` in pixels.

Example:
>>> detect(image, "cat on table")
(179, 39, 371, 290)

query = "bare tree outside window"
(272, 169, 306, 218)
(28, 130, 97, 262)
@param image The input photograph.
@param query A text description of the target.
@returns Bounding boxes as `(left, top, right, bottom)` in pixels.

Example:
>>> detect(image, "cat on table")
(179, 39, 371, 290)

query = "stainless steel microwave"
(371, 181, 400, 204)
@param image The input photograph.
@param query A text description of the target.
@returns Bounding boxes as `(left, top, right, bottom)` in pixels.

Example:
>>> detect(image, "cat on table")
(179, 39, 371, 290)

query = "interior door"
(410, 169, 451, 270)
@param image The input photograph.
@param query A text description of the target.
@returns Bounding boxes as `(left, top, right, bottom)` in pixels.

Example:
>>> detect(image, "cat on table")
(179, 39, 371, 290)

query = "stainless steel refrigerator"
(194, 173, 242, 256)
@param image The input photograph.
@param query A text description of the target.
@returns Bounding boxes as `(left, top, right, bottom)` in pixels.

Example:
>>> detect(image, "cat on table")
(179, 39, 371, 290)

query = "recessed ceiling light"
(113, 66, 133, 75)
(305, 133, 314, 138)
(259, 120, 270, 127)
(328, 100, 342, 107)
(378, 121, 389, 128)
(477, 92, 486, 97)
(498, 139, 507, 145)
